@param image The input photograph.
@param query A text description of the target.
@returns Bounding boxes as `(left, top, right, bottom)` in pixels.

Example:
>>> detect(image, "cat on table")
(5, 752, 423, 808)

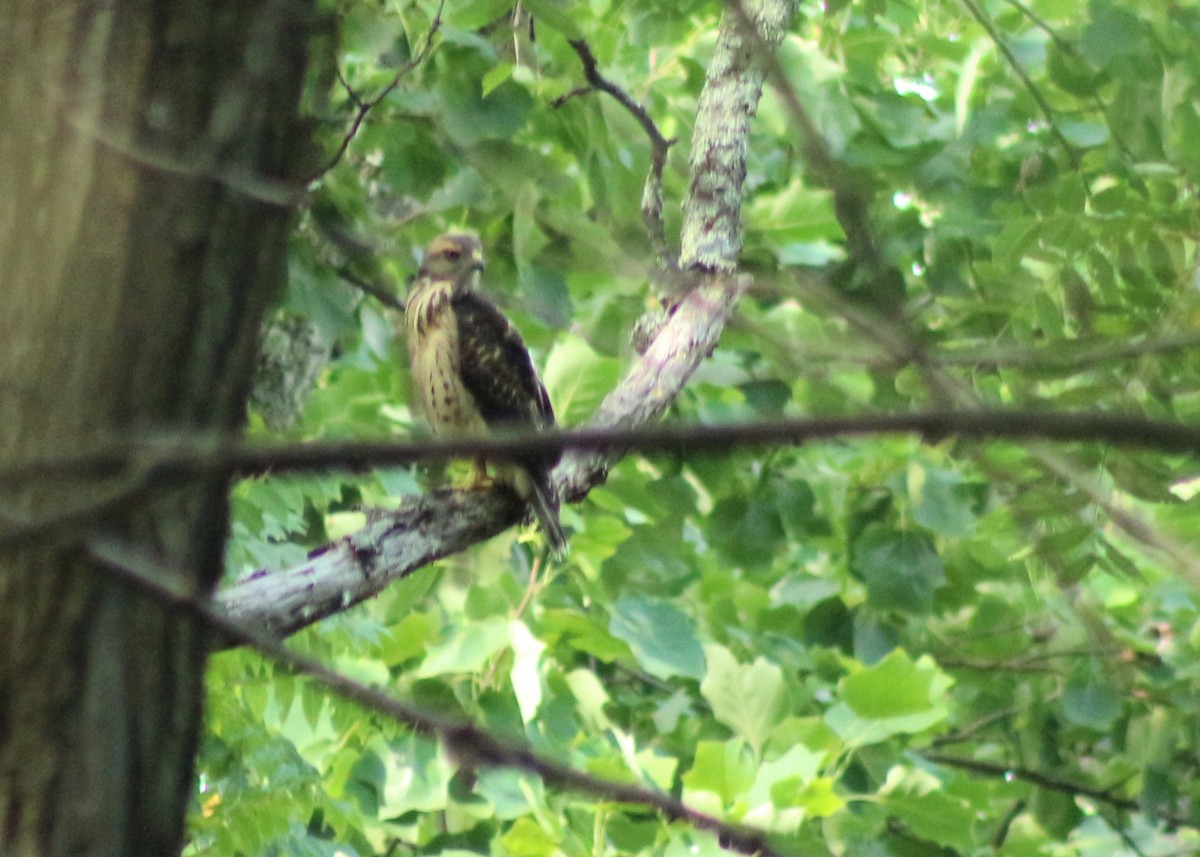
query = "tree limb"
(6, 407, 1200, 492)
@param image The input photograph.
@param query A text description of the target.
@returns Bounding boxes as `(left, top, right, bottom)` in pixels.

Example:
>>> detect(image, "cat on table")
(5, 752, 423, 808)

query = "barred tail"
(528, 470, 568, 559)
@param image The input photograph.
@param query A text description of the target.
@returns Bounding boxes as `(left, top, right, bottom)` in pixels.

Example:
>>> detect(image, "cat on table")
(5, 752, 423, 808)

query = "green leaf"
(416, 618, 510, 677)
(1080, 3, 1145, 68)
(883, 786, 974, 852)
(380, 612, 438, 667)
(825, 651, 952, 745)
(521, 0, 583, 38)
(1063, 668, 1122, 731)
(842, 649, 946, 719)
(706, 494, 786, 569)
(542, 335, 623, 426)
(744, 744, 833, 829)
(681, 740, 756, 806)
(700, 644, 788, 755)
(475, 769, 545, 820)
(509, 620, 546, 723)
(851, 525, 946, 614)
(481, 62, 515, 98)
(903, 464, 978, 538)
(447, 0, 512, 30)
(379, 734, 451, 814)
(499, 817, 559, 857)
(609, 595, 706, 680)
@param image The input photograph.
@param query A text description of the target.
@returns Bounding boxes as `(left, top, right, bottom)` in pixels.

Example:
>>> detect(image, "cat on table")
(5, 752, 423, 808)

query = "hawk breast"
(406, 281, 488, 435)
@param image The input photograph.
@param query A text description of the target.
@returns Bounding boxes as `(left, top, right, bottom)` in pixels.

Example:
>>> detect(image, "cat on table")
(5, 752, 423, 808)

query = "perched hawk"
(405, 232, 567, 556)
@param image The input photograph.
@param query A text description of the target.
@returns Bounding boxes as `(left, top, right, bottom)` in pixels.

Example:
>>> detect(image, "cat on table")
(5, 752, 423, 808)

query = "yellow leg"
(467, 458, 492, 489)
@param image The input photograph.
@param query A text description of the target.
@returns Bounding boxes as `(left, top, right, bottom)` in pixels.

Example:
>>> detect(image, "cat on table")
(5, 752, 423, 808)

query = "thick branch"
(214, 277, 748, 633)
(681, 1, 798, 272)
(559, 273, 748, 500)
(217, 0, 786, 635)
(217, 489, 522, 635)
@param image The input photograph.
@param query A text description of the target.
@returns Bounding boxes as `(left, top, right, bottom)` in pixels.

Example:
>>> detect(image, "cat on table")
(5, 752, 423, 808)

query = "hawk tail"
(528, 472, 568, 559)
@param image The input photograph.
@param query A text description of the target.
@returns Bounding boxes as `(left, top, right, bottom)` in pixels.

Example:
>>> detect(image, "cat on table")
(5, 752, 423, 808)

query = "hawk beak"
(470, 248, 484, 271)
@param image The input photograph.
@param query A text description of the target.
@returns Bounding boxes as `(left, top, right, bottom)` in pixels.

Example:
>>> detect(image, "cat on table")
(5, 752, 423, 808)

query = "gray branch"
(680, 0, 797, 272)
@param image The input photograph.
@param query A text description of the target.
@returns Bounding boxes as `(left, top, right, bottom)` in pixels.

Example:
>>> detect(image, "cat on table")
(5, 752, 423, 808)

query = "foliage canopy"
(195, 1, 1200, 855)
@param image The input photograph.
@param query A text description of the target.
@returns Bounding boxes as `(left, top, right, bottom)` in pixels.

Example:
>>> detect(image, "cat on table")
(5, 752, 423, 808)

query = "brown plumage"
(404, 232, 567, 556)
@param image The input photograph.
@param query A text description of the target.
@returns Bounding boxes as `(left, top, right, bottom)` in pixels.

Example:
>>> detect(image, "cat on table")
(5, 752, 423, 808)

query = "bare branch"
(5, 407, 1200, 495)
(90, 537, 792, 857)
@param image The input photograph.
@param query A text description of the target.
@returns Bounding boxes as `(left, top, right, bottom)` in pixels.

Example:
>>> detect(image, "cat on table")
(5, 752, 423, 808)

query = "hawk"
(404, 231, 567, 556)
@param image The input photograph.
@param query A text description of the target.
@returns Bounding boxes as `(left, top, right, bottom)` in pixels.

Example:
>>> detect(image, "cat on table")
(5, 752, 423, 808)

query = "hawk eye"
(443, 249, 461, 261)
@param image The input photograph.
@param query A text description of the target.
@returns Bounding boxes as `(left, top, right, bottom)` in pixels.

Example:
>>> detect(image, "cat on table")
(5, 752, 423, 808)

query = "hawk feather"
(404, 232, 567, 556)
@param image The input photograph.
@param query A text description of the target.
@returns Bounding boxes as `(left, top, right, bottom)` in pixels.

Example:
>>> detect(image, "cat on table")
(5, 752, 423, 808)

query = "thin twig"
(930, 706, 1020, 748)
(3, 409, 1200, 490)
(996, 0, 1136, 162)
(956, 0, 1087, 186)
(937, 645, 1130, 673)
(335, 263, 405, 312)
(88, 536, 791, 857)
(920, 751, 1188, 823)
(556, 39, 676, 266)
(314, 0, 446, 180)
(512, 553, 542, 621)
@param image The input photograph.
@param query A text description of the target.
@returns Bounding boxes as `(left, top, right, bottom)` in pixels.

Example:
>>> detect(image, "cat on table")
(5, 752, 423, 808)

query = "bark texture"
(679, 0, 798, 272)
(0, 2, 310, 855)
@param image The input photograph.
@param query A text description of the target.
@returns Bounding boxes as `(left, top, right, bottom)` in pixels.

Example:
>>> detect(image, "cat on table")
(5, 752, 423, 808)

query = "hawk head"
(419, 232, 484, 287)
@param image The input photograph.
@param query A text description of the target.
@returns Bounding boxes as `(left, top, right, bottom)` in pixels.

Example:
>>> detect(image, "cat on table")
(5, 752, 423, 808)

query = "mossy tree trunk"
(0, 2, 311, 854)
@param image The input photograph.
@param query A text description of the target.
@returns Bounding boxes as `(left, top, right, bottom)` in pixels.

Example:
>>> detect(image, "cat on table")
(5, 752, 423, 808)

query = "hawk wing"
(451, 289, 568, 556)
(451, 291, 556, 435)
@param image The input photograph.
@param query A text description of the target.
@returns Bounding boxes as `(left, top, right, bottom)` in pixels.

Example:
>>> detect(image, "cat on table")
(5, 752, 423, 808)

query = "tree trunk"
(0, 2, 310, 854)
